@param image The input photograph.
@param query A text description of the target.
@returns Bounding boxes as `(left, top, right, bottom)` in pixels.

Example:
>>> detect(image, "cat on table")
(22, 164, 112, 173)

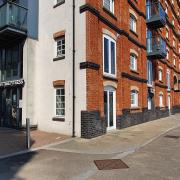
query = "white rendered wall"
(24, 0, 86, 136)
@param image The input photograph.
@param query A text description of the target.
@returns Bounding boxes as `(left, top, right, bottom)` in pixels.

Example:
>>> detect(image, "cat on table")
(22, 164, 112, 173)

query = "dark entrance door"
(0, 87, 22, 128)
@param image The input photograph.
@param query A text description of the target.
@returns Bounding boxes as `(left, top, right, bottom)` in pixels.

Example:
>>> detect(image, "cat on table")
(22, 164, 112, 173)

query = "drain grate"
(94, 159, 129, 170)
(164, 135, 180, 139)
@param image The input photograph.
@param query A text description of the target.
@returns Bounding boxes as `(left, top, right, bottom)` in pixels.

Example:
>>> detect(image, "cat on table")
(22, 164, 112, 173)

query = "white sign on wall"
(0, 79, 25, 88)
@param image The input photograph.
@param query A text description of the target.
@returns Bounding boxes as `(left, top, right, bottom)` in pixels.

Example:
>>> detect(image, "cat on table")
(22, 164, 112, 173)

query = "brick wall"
(80, 0, 180, 138)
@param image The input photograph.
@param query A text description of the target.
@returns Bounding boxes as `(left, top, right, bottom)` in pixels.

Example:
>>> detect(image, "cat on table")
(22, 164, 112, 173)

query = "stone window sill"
(130, 29, 138, 37)
(130, 107, 141, 111)
(52, 117, 65, 122)
(103, 74, 118, 82)
(130, 69, 139, 75)
(102, 7, 117, 20)
(53, 0, 65, 8)
(53, 56, 65, 61)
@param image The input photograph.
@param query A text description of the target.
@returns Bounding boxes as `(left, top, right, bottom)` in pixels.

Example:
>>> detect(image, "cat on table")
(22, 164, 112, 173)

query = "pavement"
(0, 128, 69, 157)
(0, 114, 180, 180)
(46, 114, 180, 155)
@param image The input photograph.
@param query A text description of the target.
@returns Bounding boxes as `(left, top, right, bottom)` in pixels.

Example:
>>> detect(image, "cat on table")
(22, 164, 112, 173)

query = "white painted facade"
(22, 0, 87, 137)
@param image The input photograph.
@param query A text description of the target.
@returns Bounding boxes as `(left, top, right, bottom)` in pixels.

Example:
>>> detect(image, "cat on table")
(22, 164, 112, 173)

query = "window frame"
(131, 90, 138, 108)
(158, 69, 163, 81)
(55, 86, 65, 118)
(56, 36, 65, 58)
(130, 14, 137, 33)
(159, 94, 163, 107)
(147, 60, 153, 86)
(103, 34, 116, 77)
(103, 0, 114, 14)
(130, 53, 137, 71)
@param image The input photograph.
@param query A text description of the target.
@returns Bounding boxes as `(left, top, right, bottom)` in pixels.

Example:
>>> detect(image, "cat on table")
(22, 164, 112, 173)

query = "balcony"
(146, 1, 166, 29)
(147, 36, 167, 59)
(0, 2, 27, 44)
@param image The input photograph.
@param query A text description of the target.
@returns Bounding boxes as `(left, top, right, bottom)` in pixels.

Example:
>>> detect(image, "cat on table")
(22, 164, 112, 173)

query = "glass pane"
(59, 89, 64, 95)
(109, 92, 114, 127)
(104, 91, 108, 125)
(104, 38, 109, 73)
(56, 89, 61, 95)
(111, 42, 115, 74)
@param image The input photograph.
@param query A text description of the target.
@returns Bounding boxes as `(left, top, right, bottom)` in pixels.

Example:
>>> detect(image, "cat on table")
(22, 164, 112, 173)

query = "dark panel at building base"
(117, 107, 172, 129)
(81, 111, 106, 139)
(81, 107, 180, 139)
(172, 106, 180, 114)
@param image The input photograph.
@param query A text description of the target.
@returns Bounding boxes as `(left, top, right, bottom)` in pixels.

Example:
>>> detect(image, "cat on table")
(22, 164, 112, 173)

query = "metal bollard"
(26, 118, 30, 149)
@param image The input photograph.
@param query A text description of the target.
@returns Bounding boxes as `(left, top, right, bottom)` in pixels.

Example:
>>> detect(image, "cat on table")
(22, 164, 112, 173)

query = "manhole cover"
(94, 159, 129, 170)
(164, 135, 180, 139)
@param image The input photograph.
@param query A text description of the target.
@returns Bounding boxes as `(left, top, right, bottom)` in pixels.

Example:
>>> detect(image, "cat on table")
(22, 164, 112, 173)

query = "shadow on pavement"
(0, 151, 37, 180)
(0, 128, 35, 157)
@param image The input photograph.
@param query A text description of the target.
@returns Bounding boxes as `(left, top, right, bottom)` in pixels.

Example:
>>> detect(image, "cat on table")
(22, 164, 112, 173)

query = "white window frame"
(173, 58, 176, 66)
(131, 90, 138, 107)
(130, 53, 137, 71)
(103, 0, 114, 13)
(55, 86, 65, 118)
(56, 36, 65, 58)
(158, 69, 163, 81)
(167, 70, 171, 91)
(159, 94, 163, 107)
(130, 14, 137, 33)
(166, 48, 169, 60)
(147, 60, 153, 86)
(103, 34, 116, 77)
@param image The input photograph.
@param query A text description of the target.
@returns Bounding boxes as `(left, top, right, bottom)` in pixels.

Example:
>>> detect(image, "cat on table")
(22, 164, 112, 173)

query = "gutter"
(72, 0, 76, 137)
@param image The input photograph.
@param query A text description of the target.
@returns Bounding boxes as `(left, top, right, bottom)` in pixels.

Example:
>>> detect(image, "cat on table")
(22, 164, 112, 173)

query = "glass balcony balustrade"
(147, 36, 167, 59)
(146, 1, 166, 29)
(0, 1, 27, 42)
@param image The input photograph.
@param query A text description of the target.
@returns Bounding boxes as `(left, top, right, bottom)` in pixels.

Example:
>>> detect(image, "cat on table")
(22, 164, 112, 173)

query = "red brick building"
(80, 0, 180, 138)
(0, 0, 179, 138)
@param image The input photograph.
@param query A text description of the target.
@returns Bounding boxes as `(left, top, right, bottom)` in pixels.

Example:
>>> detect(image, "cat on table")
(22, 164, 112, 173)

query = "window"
(173, 37, 176, 47)
(174, 76, 178, 90)
(165, 1, 168, 14)
(131, 90, 138, 107)
(159, 94, 163, 107)
(103, 34, 116, 76)
(172, 17, 175, 26)
(55, 86, 65, 117)
(148, 97, 152, 110)
(130, 14, 137, 33)
(130, 53, 137, 71)
(158, 69, 162, 81)
(167, 71, 171, 91)
(166, 27, 169, 39)
(173, 57, 176, 66)
(103, 0, 114, 13)
(147, 60, 153, 85)
(166, 48, 169, 60)
(56, 36, 65, 58)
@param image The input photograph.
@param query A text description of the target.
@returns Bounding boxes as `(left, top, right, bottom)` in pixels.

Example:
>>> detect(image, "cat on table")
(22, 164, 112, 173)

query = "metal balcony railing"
(146, 1, 166, 28)
(0, 1, 27, 32)
(147, 36, 167, 59)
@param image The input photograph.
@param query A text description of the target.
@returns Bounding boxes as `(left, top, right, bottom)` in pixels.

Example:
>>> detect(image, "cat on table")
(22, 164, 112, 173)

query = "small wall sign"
(0, 79, 25, 88)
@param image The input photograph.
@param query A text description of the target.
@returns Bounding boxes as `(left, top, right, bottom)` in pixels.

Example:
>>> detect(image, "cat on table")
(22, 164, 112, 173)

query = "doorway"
(0, 87, 22, 128)
(104, 86, 116, 131)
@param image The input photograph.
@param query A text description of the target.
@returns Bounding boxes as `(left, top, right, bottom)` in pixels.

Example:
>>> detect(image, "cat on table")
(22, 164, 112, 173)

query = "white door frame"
(104, 86, 116, 131)
(168, 95, 171, 115)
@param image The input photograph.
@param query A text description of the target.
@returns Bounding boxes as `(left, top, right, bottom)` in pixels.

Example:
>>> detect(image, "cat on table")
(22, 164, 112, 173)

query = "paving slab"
(48, 114, 180, 155)
(0, 128, 69, 157)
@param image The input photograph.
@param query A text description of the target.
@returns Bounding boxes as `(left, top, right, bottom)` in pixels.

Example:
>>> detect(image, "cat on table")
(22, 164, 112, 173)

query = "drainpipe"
(72, 0, 76, 137)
